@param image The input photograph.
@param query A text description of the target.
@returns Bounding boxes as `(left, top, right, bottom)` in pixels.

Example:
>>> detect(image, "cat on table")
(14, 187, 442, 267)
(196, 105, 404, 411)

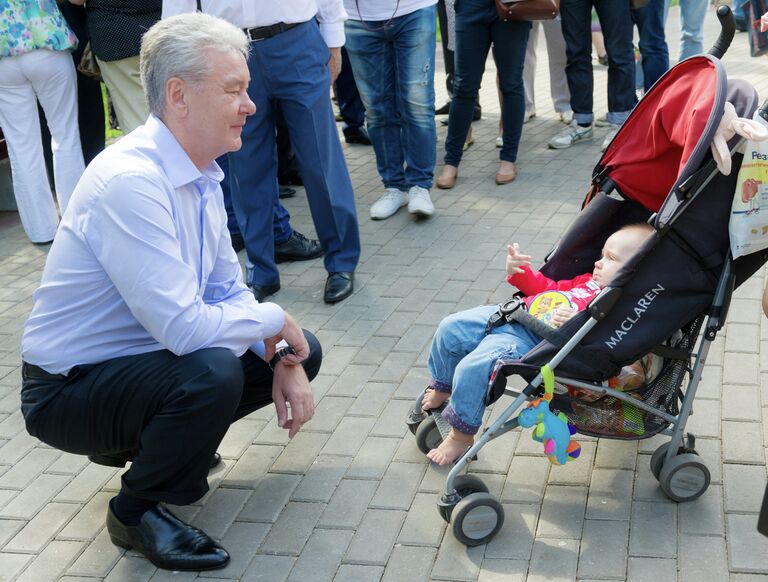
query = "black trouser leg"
(22, 331, 322, 505)
(437, 0, 454, 97)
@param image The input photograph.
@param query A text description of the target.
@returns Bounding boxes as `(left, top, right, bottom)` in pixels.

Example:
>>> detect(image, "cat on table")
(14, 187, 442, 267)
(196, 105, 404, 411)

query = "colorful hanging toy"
(517, 365, 581, 466)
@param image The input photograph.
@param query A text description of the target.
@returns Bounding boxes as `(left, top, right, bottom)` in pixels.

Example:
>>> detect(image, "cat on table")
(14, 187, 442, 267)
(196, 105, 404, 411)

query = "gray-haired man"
(20, 13, 322, 571)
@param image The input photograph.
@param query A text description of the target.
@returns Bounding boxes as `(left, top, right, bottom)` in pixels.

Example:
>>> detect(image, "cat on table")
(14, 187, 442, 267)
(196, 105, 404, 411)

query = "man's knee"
(177, 348, 244, 410)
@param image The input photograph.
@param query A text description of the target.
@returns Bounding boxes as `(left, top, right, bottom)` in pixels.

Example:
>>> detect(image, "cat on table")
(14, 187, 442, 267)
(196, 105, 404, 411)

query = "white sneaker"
(559, 110, 574, 124)
(524, 110, 536, 124)
(595, 114, 612, 127)
(495, 136, 503, 148)
(548, 121, 593, 149)
(407, 186, 435, 217)
(601, 123, 621, 152)
(370, 188, 407, 220)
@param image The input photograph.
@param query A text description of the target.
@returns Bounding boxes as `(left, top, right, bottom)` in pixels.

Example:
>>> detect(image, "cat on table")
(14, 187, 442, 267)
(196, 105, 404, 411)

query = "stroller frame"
(407, 289, 715, 545)
(405, 6, 752, 546)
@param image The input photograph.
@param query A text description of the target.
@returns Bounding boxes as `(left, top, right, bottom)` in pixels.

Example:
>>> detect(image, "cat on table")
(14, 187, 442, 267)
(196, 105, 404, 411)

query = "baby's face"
(592, 228, 649, 287)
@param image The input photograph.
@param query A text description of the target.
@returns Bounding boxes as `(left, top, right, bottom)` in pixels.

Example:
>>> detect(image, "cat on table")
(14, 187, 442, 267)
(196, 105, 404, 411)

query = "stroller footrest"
(430, 408, 453, 440)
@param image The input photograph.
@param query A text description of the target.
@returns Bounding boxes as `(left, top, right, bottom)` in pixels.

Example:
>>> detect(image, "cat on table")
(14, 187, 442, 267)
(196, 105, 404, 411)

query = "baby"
(422, 223, 655, 465)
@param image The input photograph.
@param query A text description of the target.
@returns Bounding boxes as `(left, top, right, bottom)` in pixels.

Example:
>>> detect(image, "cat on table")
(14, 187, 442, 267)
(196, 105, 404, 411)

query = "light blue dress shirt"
(22, 115, 285, 375)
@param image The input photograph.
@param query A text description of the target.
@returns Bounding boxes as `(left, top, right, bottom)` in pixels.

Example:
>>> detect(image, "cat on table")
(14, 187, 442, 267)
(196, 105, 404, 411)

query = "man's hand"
(272, 363, 314, 438)
(264, 312, 309, 364)
(505, 243, 531, 276)
(327, 47, 342, 85)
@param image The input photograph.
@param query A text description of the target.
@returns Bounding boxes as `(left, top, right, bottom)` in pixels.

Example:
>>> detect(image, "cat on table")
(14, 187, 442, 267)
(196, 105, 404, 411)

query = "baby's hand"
(551, 306, 578, 328)
(506, 243, 531, 276)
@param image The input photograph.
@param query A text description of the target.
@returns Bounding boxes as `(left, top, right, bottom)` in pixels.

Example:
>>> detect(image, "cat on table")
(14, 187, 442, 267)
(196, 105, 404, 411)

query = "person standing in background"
(68, 0, 161, 134)
(436, 0, 530, 189)
(40, 1, 105, 172)
(163, 0, 361, 305)
(0, 0, 85, 243)
(343, 0, 438, 220)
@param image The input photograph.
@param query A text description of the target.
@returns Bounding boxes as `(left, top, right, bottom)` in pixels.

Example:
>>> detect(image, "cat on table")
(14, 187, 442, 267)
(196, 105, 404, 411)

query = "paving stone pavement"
(1, 6, 767, 581)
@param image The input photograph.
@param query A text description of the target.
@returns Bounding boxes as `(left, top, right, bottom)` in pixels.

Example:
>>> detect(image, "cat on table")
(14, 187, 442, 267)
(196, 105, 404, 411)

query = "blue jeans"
(561, 0, 636, 125)
(678, 0, 708, 60)
(445, 0, 530, 166)
(428, 305, 541, 434)
(345, 6, 437, 190)
(632, 0, 669, 92)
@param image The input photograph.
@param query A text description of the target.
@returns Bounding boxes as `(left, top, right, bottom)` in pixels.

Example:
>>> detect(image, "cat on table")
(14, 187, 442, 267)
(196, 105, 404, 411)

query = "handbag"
(630, 0, 650, 9)
(77, 42, 102, 82)
(494, 0, 559, 21)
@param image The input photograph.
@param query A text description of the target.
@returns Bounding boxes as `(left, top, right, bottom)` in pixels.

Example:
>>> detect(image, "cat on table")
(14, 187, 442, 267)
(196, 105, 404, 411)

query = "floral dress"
(0, 0, 77, 58)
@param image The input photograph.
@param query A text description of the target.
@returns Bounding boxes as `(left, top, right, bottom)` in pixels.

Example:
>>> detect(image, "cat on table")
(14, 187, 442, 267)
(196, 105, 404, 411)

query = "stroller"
(405, 6, 768, 546)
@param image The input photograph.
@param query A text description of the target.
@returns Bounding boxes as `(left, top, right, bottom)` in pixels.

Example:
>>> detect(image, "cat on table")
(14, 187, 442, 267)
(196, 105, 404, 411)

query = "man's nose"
(242, 96, 256, 115)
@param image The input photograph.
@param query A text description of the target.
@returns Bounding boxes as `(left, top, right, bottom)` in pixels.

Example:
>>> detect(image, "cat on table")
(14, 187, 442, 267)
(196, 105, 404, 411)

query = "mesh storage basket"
(556, 316, 704, 440)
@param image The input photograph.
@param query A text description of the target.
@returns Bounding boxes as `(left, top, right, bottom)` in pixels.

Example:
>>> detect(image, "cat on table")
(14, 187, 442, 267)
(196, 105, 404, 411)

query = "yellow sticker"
(529, 291, 573, 327)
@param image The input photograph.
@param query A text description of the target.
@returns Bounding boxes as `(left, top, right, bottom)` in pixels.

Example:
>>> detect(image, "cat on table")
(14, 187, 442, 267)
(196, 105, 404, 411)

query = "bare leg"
(426, 427, 474, 465)
(421, 388, 450, 411)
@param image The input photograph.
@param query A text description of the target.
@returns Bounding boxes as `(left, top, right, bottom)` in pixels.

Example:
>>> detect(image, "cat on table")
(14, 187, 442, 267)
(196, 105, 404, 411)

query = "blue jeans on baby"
(427, 305, 541, 435)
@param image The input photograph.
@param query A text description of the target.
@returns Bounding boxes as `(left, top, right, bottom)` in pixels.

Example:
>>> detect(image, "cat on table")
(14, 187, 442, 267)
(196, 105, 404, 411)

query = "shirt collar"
(143, 114, 225, 189)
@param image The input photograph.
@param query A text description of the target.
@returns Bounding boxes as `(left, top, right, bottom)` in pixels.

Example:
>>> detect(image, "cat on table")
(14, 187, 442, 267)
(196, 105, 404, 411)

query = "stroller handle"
(708, 4, 736, 60)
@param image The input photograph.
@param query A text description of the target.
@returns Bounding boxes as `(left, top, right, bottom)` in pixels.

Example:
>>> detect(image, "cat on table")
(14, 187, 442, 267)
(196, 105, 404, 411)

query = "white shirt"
(343, 0, 436, 21)
(162, 0, 348, 48)
(22, 115, 285, 374)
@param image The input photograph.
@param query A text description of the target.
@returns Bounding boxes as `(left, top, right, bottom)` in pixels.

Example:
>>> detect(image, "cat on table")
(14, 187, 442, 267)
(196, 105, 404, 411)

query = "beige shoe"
(436, 165, 458, 189)
(495, 164, 517, 185)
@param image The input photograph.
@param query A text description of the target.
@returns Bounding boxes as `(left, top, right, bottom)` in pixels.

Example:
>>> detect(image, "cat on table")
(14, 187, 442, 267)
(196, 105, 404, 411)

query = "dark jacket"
(86, 0, 162, 62)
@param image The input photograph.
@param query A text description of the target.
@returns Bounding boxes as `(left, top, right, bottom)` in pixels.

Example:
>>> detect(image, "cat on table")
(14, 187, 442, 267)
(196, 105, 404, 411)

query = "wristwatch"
(269, 345, 296, 370)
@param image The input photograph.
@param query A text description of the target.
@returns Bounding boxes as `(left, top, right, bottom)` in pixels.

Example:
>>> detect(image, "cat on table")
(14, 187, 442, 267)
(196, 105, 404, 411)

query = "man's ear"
(165, 77, 188, 117)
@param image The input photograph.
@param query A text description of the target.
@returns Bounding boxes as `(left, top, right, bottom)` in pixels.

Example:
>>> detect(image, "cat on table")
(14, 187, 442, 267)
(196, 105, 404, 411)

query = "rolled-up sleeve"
(316, 0, 347, 47)
(83, 172, 284, 356)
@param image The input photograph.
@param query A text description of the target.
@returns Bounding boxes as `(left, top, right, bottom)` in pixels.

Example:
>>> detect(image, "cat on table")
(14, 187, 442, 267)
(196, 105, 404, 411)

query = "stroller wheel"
(415, 416, 442, 455)
(406, 408, 427, 435)
(452, 474, 490, 498)
(437, 475, 489, 522)
(451, 493, 505, 546)
(650, 443, 672, 480)
(659, 453, 711, 502)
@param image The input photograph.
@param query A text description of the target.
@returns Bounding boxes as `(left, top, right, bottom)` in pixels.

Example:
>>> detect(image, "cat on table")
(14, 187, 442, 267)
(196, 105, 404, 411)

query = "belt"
(243, 21, 300, 42)
(22, 362, 68, 382)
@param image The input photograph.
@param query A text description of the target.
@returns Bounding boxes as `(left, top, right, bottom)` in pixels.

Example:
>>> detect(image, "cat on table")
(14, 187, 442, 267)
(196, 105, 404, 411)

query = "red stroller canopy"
(599, 57, 721, 213)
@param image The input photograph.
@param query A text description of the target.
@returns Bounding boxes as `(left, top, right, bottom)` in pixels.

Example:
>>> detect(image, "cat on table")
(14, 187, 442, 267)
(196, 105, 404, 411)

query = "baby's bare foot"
(426, 429, 474, 466)
(421, 388, 450, 411)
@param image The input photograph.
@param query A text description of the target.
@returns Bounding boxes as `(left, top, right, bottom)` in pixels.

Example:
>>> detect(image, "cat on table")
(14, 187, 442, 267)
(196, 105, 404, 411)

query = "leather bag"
(494, 0, 560, 21)
(77, 42, 102, 82)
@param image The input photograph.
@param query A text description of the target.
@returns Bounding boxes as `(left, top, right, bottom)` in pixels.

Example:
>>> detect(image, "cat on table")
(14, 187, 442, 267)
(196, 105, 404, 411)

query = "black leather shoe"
(274, 231, 324, 263)
(249, 282, 280, 302)
(107, 503, 229, 571)
(343, 125, 372, 146)
(230, 233, 245, 253)
(90, 452, 223, 470)
(278, 170, 303, 186)
(324, 272, 354, 304)
(435, 102, 451, 115)
(278, 185, 296, 199)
